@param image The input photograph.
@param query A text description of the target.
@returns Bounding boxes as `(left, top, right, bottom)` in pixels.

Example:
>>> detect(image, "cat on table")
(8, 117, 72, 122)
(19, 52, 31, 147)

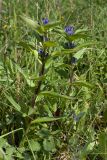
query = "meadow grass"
(0, 0, 107, 160)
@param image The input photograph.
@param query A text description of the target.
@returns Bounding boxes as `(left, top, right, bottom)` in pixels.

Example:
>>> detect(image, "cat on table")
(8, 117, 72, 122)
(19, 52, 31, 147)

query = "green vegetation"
(0, 0, 107, 159)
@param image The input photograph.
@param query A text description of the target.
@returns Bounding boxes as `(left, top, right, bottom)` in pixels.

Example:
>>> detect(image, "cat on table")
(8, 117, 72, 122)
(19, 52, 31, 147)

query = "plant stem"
(67, 66, 74, 96)
(31, 61, 45, 108)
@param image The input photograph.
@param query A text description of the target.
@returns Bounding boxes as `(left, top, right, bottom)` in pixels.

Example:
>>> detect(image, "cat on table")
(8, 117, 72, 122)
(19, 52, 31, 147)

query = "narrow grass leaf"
(39, 91, 72, 100)
(31, 117, 65, 124)
(4, 94, 21, 112)
(0, 128, 23, 139)
(72, 81, 93, 88)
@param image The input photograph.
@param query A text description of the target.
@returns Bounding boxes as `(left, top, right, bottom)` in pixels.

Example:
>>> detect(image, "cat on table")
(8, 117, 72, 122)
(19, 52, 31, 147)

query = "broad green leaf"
(55, 68, 69, 79)
(4, 94, 21, 112)
(33, 50, 39, 59)
(20, 15, 44, 34)
(43, 105, 53, 117)
(36, 128, 50, 138)
(31, 116, 64, 124)
(75, 41, 100, 49)
(43, 21, 62, 30)
(51, 42, 98, 57)
(0, 148, 7, 160)
(79, 141, 95, 159)
(20, 15, 39, 29)
(39, 91, 72, 100)
(61, 41, 99, 54)
(6, 146, 15, 160)
(75, 28, 88, 34)
(73, 48, 87, 59)
(43, 41, 57, 47)
(51, 50, 62, 56)
(65, 33, 87, 41)
(43, 137, 56, 152)
(29, 140, 41, 152)
(97, 132, 107, 160)
(0, 138, 6, 148)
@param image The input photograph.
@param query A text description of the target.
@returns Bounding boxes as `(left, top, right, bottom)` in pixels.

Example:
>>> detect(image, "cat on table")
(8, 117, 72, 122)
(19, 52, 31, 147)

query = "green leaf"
(75, 41, 100, 49)
(43, 105, 53, 117)
(13, 62, 36, 87)
(73, 48, 87, 59)
(0, 148, 6, 160)
(4, 94, 21, 112)
(31, 117, 64, 124)
(55, 68, 68, 79)
(0, 128, 23, 139)
(43, 137, 56, 152)
(39, 91, 72, 100)
(19, 41, 40, 59)
(6, 146, 15, 159)
(43, 21, 62, 30)
(72, 81, 93, 88)
(36, 128, 50, 138)
(79, 141, 95, 159)
(0, 138, 6, 148)
(51, 42, 98, 57)
(29, 140, 41, 152)
(65, 33, 87, 41)
(20, 15, 39, 29)
(97, 132, 107, 160)
(20, 15, 44, 34)
(43, 41, 57, 47)
(19, 41, 35, 51)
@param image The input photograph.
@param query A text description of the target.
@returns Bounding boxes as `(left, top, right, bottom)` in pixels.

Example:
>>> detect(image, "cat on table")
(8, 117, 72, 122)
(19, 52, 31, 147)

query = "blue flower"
(38, 49, 44, 55)
(38, 49, 48, 57)
(42, 18, 49, 25)
(71, 57, 77, 64)
(65, 26, 74, 35)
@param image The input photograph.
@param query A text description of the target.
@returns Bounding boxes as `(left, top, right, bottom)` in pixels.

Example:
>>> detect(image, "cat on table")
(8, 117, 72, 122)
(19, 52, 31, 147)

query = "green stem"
(67, 66, 74, 96)
(31, 61, 45, 108)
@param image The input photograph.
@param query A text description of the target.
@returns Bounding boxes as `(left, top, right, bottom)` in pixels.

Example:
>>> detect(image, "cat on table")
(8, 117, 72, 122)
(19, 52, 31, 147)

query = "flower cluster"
(63, 42, 75, 49)
(64, 26, 77, 64)
(38, 49, 48, 57)
(71, 57, 77, 64)
(65, 26, 74, 35)
(38, 49, 44, 55)
(38, 18, 49, 57)
(42, 18, 49, 25)
(38, 20, 77, 63)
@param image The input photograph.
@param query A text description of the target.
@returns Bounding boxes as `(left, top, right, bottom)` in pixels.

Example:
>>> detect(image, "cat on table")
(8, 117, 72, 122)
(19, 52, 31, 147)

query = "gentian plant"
(3, 15, 93, 159)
